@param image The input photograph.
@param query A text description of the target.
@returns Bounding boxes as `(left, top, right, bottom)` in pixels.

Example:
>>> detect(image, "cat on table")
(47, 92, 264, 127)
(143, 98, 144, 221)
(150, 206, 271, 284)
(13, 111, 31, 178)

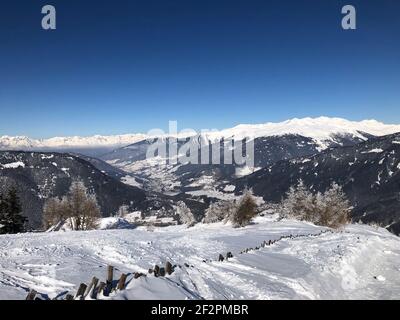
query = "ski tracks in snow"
(1, 218, 400, 299)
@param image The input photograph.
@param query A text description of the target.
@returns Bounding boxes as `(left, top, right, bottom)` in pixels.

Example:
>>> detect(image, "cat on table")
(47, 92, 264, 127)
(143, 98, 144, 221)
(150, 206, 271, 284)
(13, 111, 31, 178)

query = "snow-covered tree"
(203, 202, 220, 223)
(280, 180, 351, 229)
(280, 180, 315, 221)
(176, 201, 196, 227)
(315, 183, 351, 228)
(203, 200, 235, 224)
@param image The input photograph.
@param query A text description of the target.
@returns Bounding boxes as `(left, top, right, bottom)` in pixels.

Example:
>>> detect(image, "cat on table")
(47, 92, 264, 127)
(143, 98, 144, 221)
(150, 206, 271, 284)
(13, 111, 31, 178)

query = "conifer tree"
(0, 187, 26, 234)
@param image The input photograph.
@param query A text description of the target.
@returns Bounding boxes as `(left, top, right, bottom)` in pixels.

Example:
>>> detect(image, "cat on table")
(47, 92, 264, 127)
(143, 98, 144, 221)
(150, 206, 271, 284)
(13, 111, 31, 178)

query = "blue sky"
(0, 0, 399, 138)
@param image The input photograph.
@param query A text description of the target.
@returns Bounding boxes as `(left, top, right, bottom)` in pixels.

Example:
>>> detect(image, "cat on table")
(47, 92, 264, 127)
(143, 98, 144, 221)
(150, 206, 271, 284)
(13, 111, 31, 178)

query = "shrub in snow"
(43, 180, 101, 231)
(176, 201, 196, 227)
(230, 189, 258, 227)
(0, 187, 26, 234)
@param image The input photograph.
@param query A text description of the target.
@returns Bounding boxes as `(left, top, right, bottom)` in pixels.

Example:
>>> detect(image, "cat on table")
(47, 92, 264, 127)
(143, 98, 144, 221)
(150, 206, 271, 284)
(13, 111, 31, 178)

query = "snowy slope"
(2, 117, 400, 152)
(1, 216, 399, 300)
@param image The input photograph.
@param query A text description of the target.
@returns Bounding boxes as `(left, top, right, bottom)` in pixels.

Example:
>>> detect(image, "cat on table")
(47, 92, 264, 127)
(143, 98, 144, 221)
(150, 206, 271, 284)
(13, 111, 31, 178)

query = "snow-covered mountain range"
(2, 116, 400, 232)
(2, 117, 400, 152)
(211, 117, 400, 149)
(0, 134, 147, 151)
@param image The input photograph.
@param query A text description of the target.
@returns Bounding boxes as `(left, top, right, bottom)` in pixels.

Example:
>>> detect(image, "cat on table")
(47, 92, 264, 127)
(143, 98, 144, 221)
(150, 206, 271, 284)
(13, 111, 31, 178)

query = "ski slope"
(0, 216, 399, 300)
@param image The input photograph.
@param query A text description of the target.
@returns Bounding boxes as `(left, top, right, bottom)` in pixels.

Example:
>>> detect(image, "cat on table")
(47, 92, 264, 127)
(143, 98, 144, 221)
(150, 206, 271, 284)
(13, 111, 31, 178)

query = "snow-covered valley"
(1, 216, 399, 300)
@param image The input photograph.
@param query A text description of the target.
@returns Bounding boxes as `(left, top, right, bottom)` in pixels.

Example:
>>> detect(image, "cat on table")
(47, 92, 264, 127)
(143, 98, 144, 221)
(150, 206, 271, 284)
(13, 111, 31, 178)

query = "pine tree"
(0, 187, 26, 234)
(0, 193, 7, 234)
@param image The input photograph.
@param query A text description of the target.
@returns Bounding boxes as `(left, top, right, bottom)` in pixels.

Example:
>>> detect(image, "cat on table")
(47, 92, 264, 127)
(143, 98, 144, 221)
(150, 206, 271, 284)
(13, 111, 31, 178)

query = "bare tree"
(230, 189, 258, 227)
(42, 180, 101, 231)
(315, 183, 351, 228)
(67, 181, 101, 230)
(42, 197, 63, 229)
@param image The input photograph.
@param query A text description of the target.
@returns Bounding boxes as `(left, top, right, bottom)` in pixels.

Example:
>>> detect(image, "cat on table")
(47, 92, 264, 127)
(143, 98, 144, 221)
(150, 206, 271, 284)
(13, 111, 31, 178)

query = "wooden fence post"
(97, 282, 106, 298)
(75, 283, 87, 300)
(165, 261, 173, 275)
(159, 267, 166, 277)
(105, 265, 114, 295)
(85, 276, 99, 299)
(154, 265, 160, 277)
(117, 274, 127, 290)
(26, 289, 37, 301)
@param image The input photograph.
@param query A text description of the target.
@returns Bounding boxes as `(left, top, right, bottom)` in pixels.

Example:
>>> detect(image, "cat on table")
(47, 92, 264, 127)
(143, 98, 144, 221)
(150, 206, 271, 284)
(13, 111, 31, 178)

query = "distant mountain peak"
(1, 117, 400, 152)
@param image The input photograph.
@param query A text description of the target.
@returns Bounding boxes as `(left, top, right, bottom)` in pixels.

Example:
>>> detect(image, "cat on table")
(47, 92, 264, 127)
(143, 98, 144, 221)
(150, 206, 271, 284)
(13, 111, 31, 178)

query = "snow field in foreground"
(0, 216, 399, 300)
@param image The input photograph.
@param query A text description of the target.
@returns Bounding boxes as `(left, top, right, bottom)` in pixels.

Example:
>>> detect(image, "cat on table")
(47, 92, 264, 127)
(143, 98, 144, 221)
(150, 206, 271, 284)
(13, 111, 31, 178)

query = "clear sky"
(0, 0, 399, 138)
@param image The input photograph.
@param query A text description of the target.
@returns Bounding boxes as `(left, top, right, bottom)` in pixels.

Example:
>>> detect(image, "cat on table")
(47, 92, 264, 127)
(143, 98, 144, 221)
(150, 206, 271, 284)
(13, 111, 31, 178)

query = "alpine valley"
(1, 116, 400, 234)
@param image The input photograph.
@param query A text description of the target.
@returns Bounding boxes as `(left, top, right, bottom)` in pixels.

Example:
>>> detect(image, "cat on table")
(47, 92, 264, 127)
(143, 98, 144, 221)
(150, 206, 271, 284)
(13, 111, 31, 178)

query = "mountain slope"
(235, 133, 400, 234)
(100, 133, 371, 196)
(0, 151, 147, 228)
